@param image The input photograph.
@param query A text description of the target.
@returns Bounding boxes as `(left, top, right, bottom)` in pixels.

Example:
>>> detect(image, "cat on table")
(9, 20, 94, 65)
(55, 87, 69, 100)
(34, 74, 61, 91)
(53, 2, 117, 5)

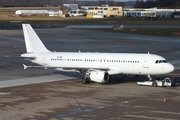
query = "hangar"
(15, 10, 49, 17)
(15, 10, 62, 17)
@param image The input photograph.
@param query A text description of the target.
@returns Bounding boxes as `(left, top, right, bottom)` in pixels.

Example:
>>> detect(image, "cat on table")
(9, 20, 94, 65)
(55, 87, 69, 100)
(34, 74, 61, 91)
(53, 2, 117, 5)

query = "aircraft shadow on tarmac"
(53, 70, 150, 85)
(53, 70, 180, 86)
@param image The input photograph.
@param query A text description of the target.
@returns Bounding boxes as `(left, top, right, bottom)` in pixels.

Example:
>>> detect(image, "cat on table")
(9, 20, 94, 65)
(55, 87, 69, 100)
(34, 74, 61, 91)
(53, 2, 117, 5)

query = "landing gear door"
(143, 57, 149, 68)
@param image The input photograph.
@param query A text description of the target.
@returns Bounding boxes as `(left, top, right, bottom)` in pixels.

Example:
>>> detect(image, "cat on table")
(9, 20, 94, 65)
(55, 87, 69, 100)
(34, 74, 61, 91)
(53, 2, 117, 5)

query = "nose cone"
(167, 63, 174, 73)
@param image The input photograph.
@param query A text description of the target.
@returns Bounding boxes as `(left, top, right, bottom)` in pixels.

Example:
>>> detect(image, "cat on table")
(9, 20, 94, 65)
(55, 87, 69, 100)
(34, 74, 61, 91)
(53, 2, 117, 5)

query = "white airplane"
(21, 24, 174, 84)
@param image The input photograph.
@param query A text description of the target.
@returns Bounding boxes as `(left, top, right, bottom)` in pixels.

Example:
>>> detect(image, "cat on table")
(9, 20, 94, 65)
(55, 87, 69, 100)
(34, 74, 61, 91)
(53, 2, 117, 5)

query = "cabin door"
(43, 54, 48, 67)
(143, 57, 149, 68)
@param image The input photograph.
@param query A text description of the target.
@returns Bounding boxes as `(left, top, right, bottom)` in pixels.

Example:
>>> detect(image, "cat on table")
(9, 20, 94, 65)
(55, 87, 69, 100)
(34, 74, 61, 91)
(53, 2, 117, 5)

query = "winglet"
(23, 64, 28, 70)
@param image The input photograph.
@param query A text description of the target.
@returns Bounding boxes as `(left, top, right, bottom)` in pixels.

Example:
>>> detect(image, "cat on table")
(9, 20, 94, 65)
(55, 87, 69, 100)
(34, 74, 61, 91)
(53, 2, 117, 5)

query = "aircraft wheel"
(81, 78, 89, 84)
(81, 79, 87, 84)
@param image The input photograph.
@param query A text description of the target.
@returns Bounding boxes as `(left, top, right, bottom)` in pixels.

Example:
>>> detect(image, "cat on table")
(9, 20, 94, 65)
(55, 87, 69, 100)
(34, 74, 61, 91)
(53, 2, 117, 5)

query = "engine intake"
(90, 71, 109, 83)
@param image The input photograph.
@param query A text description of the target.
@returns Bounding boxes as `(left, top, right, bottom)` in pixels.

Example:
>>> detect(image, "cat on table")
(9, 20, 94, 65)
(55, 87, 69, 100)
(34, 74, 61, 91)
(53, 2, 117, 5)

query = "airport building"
(63, 4, 80, 16)
(15, 10, 62, 17)
(15, 10, 49, 17)
(124, 7, 180, 18)
(15, 4, 123, 18)
(125, 11, 156, 17)
(49, 10, 62, 17)
(82, 5, 123, 18)
(63, 4, 78, 11)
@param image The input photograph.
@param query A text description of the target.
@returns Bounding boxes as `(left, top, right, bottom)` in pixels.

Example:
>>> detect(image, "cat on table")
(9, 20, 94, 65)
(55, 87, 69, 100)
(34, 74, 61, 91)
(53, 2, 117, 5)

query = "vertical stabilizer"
(22, 24, 50, 53)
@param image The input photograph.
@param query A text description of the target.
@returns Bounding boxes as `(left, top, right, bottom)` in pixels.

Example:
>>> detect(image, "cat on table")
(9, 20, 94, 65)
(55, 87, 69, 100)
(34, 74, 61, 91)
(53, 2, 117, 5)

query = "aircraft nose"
(168, 63, 174, 73)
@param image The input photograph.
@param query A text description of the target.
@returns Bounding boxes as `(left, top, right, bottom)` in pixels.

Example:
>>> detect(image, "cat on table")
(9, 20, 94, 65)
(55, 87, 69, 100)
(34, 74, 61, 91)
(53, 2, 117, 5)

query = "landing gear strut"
(148, 75, 152, 81)
(81, 78, 90, 84)
(81, 73, 90, 84)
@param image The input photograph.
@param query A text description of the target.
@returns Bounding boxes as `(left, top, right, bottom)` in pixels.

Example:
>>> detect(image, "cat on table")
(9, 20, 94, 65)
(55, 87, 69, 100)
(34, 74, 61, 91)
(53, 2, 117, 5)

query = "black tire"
(81, 78, 87, 84)
(81, 78, 90, 84)
(153, 83, 158, 87)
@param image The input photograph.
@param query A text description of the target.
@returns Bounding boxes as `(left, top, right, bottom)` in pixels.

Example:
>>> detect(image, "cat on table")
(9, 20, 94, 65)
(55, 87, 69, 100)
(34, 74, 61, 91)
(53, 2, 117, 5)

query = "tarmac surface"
(1, 23, 180, 30)
(66, 25, 180, 28)
(0, 25, 180, 120)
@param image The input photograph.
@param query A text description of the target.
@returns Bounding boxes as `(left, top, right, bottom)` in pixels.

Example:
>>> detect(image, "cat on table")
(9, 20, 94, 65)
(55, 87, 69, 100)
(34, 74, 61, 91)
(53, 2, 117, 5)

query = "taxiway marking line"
(124, 115, 178, 120)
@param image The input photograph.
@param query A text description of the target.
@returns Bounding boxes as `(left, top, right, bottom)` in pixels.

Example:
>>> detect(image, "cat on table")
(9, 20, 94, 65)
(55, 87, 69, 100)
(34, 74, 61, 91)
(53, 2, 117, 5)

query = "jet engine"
(90, 71, 109, 83)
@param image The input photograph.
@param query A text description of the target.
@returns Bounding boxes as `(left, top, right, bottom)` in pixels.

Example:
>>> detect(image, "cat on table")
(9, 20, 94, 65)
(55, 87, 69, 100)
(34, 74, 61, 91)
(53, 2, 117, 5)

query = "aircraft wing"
(55, 67, 110, 74)
(22, 64, 110, 72)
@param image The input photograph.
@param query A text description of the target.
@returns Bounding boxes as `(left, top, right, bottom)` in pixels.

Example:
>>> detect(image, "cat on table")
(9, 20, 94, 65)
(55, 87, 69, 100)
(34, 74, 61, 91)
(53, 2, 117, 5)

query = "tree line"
(0, 0, 124, 7)
(135, 0, 180, 8)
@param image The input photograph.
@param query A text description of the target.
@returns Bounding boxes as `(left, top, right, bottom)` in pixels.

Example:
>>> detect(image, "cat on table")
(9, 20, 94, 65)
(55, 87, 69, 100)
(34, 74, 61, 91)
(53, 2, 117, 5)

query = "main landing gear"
(81, 78, 90, 84)
(148, 75, 152, 81)
(81, 73, 90, 84)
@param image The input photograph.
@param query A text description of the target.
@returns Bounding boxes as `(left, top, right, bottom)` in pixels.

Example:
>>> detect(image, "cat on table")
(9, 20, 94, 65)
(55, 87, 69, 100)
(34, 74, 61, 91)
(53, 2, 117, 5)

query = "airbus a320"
(21, 24, 174, 84)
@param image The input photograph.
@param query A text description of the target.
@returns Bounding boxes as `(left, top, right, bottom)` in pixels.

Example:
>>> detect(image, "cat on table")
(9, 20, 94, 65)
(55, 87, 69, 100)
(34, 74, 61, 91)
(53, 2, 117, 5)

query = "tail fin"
(22, 24, 50, 53)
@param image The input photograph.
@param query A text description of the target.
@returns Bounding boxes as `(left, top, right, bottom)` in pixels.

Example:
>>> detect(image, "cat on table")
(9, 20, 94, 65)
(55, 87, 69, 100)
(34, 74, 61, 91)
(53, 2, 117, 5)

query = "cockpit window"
(162, 60, 167, 63)
(155, 60, 167, 64)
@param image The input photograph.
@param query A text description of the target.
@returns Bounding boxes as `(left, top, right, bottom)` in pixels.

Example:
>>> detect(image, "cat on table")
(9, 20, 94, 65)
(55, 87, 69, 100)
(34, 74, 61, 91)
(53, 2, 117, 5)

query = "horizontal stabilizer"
(23, 64, 28, 70)
(22, 64, 47, 70)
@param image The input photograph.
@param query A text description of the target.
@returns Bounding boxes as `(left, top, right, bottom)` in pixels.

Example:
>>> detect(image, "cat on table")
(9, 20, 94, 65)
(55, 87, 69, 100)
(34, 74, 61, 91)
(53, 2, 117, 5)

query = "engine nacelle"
(90, 71, 109, 83)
